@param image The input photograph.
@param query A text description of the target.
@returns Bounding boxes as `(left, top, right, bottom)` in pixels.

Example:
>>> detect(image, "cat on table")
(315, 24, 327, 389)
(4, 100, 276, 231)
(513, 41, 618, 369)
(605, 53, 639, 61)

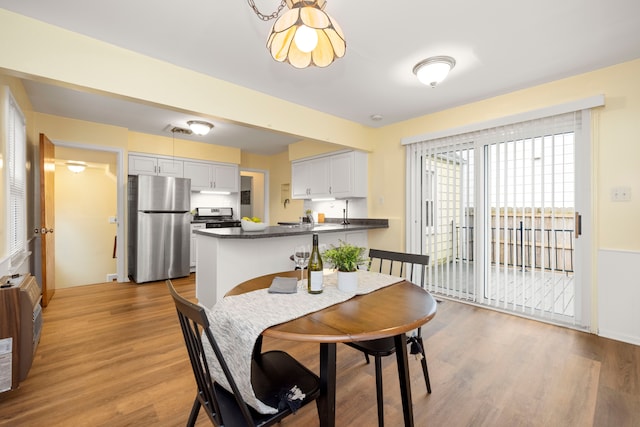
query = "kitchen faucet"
(342, 199, 350, 225)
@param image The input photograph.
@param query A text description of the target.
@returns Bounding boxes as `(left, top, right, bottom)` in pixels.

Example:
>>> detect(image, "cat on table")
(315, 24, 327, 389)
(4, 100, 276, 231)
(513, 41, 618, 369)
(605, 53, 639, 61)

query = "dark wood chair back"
(167, 279, 252, 426)
(368, 248, 430, 289)
(167, 280, 321, 427)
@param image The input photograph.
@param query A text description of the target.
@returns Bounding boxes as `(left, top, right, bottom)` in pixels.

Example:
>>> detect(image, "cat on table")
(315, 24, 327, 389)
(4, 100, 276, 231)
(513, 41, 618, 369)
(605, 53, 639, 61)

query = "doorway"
(240, 169, 269, 223)
(44, 140, 125, 287)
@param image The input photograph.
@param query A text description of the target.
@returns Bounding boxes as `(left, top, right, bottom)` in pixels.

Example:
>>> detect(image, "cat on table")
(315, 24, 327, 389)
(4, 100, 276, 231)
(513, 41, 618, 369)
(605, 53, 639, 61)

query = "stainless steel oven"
(193, 207, 241, 228)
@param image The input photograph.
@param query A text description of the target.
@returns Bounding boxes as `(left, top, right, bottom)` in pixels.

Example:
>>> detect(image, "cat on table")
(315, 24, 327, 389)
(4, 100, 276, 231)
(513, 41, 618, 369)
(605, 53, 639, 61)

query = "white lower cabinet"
(190, 223, 206, 271)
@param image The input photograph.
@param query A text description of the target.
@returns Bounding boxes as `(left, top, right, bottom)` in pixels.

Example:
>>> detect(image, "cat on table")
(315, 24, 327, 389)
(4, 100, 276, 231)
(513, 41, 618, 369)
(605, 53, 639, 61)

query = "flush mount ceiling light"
(248, 0, 346, 68)
(66, 161, 86, 173)
(413, 56, 456, 88)
(187, 120, 214, 136)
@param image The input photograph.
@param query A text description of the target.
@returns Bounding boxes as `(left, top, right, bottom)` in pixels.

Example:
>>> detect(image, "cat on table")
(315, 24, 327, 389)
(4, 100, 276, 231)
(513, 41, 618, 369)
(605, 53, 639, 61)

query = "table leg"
(318, 342, 336, 427)
(395, 334, 414, 427)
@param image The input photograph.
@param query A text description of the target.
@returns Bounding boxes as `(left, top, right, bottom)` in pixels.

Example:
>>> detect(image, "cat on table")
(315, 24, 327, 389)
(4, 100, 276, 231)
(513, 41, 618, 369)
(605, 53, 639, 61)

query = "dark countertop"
(193, 218, 388, 239)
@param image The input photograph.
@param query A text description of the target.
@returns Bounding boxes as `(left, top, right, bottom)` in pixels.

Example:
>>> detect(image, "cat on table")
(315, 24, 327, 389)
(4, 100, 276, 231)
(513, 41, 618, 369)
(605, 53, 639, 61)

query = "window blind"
(4, 88, 27, 263)
(406, 109, 588, 327)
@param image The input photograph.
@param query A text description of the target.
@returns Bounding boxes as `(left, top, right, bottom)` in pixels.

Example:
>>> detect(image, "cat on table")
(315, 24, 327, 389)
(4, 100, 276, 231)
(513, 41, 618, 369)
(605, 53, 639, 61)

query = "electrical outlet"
(106, 273, 117, 282)
(611, 187, 632, 202)
(108, 216, 118, 224)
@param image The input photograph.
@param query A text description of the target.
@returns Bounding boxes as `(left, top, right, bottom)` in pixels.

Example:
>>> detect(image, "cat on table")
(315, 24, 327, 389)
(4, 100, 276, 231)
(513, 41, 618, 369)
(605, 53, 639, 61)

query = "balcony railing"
(454, 222, 574, 273)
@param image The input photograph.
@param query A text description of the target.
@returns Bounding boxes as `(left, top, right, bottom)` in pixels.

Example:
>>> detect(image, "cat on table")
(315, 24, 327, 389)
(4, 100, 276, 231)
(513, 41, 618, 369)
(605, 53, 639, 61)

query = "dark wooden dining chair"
(345, 248, 433, 427)
(166, 280, 321, 427)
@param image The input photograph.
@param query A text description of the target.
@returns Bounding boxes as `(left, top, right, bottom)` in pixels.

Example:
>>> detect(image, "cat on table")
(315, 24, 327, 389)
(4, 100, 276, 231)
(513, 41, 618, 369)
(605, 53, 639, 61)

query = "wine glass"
(293, 245, 310, 284)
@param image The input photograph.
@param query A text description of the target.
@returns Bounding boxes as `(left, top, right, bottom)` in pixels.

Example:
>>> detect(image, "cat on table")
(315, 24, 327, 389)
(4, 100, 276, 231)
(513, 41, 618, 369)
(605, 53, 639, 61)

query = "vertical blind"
(5, 88, 27, 263)
(406, 134, 476, 301)
(406, 111, 584, 326)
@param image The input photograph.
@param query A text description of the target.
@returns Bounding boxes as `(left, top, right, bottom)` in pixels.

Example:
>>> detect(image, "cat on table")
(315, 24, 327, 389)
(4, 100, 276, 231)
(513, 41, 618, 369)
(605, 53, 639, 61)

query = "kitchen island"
(193, 219, 388, 308)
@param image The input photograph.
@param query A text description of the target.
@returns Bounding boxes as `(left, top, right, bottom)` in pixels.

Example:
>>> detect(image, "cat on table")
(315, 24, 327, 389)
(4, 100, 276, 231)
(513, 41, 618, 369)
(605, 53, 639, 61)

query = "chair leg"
(187, 396, 201, 427)
(364, 352, 370, 364)
(417, 337, 432, 394)
(252, 335, 264, 357)
(374, 356, 384, 427)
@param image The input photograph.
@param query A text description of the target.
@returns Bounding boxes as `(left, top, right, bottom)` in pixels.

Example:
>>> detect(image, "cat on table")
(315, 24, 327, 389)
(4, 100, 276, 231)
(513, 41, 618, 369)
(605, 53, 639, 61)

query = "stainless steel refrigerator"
(128, 175, 191, 283)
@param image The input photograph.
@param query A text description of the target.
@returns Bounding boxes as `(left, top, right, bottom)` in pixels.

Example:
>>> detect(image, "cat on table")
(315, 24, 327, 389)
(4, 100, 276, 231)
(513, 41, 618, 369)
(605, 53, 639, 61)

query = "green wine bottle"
(307, 233, 323, 294)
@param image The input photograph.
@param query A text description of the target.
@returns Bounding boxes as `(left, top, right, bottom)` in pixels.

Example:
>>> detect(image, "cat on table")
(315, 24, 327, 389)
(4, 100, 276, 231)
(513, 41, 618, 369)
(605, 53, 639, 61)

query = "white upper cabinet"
(182, 161, 210, 189)
(212, 163, 239, 193)
(328, 151, 367, 198)
(291, 161, 311, 198)
(183, 160, 239, 193)
(291, 151, 367, 199)
(129, 154, 183, 177)
(292, 157, 329, 198)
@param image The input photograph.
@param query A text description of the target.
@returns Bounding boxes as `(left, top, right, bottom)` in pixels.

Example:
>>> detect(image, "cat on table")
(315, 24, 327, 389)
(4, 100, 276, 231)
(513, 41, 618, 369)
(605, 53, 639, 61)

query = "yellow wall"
(0, 8, 375, 153)
(128, 131, 241, 164)
(268, 151, 305, 224)
(54, 162, 117, 287)
(288, 139, 353, 161)
(368, 59, 640, 255)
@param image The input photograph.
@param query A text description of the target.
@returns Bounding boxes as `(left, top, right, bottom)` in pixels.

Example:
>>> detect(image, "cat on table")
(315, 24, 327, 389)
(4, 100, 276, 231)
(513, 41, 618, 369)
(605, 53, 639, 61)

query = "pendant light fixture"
(249, 0, 346, 68)
(413, 56, 456, 87)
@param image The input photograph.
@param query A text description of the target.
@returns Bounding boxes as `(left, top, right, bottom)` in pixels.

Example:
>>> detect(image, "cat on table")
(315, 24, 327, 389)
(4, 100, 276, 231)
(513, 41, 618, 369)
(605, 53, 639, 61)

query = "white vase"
(337, 270, 358, 292)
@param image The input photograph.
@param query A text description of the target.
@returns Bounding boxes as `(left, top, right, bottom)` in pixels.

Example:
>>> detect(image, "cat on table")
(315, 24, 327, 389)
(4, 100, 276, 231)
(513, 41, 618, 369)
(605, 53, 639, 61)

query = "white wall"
(55, 163, 117, 287)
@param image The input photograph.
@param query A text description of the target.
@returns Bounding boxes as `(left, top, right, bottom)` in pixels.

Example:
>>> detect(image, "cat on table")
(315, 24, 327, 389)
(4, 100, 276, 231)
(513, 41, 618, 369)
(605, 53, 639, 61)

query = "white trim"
(401, 95, 605, 145)
(573, 109, 593, 330)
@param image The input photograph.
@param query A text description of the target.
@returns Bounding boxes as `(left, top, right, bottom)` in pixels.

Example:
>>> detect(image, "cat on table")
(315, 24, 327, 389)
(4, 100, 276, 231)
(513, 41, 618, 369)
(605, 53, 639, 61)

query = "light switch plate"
(611, 187, 631, 201)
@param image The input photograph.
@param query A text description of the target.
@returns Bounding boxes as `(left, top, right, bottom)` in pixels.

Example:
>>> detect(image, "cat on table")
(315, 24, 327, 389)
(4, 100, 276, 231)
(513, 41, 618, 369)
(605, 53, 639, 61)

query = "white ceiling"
(2, 0, 640, 155)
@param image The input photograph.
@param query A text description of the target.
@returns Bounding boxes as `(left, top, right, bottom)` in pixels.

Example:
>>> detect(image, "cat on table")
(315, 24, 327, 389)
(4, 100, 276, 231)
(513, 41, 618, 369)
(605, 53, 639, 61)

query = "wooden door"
(39, 134, 55, 307)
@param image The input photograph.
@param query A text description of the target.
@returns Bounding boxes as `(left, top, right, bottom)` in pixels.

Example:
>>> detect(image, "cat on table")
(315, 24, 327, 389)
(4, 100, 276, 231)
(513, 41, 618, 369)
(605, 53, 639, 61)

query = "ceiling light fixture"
(66, 161, 86, 173)
(249, 0, 346, 68)
(413, 56, 456, 88)
(187, 120, 214, 136)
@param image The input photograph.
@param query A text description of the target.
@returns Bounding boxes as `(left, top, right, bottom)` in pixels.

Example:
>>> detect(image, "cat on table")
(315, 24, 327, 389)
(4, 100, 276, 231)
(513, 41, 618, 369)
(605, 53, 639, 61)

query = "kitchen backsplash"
(190, 192, 238, 213)
(304, 198, 367, 221)
(189, 192, 366, 222)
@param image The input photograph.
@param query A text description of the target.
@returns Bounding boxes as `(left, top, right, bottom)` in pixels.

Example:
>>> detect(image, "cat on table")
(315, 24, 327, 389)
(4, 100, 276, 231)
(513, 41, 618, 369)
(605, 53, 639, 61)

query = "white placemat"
(202, 270, 402, 414)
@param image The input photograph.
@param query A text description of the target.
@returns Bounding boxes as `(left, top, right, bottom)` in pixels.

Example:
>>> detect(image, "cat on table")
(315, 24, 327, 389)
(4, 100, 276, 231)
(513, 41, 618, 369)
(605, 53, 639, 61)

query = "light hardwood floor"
(1, 274, 639, 426)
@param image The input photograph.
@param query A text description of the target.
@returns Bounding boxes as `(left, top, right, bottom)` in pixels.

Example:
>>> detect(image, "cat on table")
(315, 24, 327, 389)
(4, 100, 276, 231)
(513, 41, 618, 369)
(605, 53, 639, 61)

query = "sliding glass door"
(406, 111, 591, 329)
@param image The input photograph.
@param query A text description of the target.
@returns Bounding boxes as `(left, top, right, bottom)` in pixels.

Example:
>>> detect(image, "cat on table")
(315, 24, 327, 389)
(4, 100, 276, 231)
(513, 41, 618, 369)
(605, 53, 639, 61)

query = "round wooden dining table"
(227, 270, 438, 427)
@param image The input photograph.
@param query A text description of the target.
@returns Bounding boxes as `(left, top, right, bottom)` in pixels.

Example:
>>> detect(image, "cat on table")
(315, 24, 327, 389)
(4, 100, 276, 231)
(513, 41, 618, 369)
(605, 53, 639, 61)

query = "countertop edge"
(193, 219, 389, 239)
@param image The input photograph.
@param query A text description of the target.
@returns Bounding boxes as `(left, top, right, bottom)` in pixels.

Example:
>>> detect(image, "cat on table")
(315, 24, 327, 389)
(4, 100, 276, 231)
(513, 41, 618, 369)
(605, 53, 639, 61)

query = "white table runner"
(202, 270, 403, 414)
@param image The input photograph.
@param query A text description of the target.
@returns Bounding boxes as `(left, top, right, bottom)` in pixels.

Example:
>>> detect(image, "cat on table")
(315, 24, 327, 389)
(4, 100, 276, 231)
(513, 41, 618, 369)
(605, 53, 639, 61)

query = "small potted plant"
(322, 240, 368, 292)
